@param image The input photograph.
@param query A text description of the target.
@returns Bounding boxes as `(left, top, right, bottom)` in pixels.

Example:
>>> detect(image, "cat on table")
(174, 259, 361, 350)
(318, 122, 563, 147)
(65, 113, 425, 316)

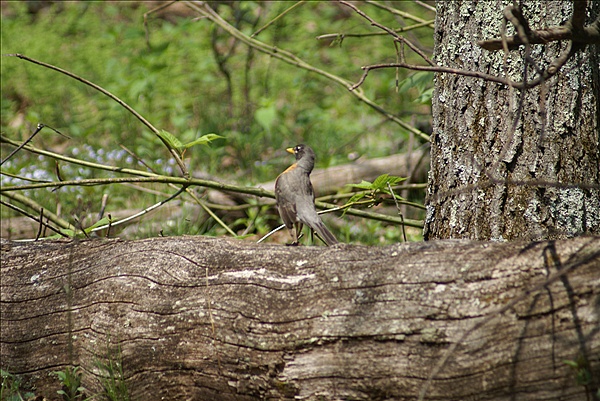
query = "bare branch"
(184, 1, 429, 141)
(571, 0, 588, 32)
(1, 191, 76, 233)
(316, 19, 434, 41)
(478, 1, 599, 51)
(0, 200, 67, 237)
(339, 0, 434, 66)
(477, 24, 600, 50)
(365, 0, 434, 26)
(251, 1, 306, 38)
(350, 62, 513, 91)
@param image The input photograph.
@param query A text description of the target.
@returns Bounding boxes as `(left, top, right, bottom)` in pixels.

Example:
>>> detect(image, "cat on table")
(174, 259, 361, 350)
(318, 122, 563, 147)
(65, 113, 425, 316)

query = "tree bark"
(1, 236, 599, 400)
(425, 0, 600, 241)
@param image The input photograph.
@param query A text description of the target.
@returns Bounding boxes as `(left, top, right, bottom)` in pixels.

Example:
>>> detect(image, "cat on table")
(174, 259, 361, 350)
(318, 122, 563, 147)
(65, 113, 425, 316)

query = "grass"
(1, 369, 35, 401)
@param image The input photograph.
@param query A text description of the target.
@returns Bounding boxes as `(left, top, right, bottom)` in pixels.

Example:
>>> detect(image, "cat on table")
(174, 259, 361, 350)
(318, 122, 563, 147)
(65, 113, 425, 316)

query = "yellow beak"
(286, 147, 295, 154)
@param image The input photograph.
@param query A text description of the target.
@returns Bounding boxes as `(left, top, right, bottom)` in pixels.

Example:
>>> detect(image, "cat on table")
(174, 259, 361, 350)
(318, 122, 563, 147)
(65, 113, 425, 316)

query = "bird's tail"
(310, 219, 338, 246)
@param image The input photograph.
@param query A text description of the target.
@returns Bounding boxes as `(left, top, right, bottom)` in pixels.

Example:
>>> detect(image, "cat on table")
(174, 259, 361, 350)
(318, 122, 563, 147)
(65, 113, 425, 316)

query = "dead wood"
(1, 236, 598, 400)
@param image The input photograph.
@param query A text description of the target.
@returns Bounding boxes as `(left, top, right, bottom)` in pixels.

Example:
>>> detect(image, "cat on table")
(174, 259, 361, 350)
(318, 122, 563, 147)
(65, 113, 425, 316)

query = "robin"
(275, 144, 338, 246)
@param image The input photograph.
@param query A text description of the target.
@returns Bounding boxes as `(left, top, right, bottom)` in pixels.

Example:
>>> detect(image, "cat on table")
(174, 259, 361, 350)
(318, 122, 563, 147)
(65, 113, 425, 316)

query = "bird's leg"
(286, 224, 300, 246)
(286, 222, 303, 246)
(313, 231, 326, 246)
(296, 222, 305, 244)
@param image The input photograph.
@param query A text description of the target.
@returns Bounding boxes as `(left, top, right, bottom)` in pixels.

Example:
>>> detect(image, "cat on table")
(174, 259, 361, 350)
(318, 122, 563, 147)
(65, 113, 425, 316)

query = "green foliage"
(1, 1, 433, 167)
(1, 369, 35, 401)
(563, 357, 593, 388)
(398, 72, 435, 104)
(53, 366, 88, 401)
(345, 173, 407, 210)
(157, 130, 223, 154)
(95, 341, 129, 401)
(1, 1, 432, 243)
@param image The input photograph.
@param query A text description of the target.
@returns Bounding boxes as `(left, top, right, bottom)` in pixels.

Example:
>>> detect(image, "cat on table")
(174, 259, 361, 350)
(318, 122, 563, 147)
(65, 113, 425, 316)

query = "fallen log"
(1, 236, 598, 400)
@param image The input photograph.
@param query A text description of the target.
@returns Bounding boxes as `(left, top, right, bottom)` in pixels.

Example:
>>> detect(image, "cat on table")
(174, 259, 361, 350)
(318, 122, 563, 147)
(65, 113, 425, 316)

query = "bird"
(275, 144, 338, 246)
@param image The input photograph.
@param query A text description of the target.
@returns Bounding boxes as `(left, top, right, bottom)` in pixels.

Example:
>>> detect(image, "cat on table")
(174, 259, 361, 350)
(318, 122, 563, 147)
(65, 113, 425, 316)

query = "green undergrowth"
(1, 1, 432, 243)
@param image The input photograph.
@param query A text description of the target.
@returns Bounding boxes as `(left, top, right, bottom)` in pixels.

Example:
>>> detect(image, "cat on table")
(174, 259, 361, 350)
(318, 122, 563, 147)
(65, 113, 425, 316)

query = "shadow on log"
(1, 236, 599, 400)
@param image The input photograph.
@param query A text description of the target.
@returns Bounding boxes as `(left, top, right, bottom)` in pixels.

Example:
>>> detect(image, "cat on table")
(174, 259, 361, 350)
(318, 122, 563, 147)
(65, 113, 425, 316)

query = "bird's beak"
(286, 147, 295, 154)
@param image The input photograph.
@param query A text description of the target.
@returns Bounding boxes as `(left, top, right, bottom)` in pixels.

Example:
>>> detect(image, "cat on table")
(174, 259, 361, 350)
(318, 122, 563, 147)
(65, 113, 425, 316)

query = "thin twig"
(256, 224, 286, 244)
(415, 1, 436, 13)
(0, 170, 51, 183)
(316, 19, 434, 41)
(0, 200, 66, 237)
(350, 62, 513, 92)
(257, 206, 346, 244)
(387, 182, 406, 242)
(1, 124, 44, 166)
(185, 1, 429, 141)
(185, 188, 238, 237)
(0, 135, 273, 198)
(1, 123, 70, 166)
(143, 0, 178, 48)
(89, 186, 188, 233)
(119, 144, 158, 174)
(98, 193, 108, 220)
(365, 0, 433, 26)
(106, 214, 113, 238)
(36, 208, 44, 240)
(316, 200, 423, 228)
(252, 1, 305, 38)
(340, 1, 434, 66)
(1, 191, 75, 233)
(0, 175, 271, 199)
(477, 21, 600, 50)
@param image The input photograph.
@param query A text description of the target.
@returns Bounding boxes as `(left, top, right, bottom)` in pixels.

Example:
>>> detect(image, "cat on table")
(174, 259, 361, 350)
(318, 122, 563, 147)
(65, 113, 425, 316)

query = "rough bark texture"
(1, 236, 599, 400)
(425, 0, 600, 241)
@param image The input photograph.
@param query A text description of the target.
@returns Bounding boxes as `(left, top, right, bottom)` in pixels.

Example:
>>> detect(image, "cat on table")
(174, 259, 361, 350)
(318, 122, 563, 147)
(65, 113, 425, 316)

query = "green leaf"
(373, 173, 407, 190)
(372, 173, 391, 190)
(398, 71, 434, 94)
(53, 371, 67, 381)
(341, 192, 366, 217)
(182, 133, 224, 149)
(157, 129, 183, 151)
(84, 217, 111, 233)
(346, 180, 375, 190)
(576, 369, 591, 385)
(59, 229, 76, 237)
(346, 192, 366, 205)
(415, 87, 434, 104)
(563, 359, 579, 368)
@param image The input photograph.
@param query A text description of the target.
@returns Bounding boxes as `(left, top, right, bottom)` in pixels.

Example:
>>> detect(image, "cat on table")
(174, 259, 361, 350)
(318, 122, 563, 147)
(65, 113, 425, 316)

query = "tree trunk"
(1, 236, 599, 400)
(425, 0, 600, 241)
